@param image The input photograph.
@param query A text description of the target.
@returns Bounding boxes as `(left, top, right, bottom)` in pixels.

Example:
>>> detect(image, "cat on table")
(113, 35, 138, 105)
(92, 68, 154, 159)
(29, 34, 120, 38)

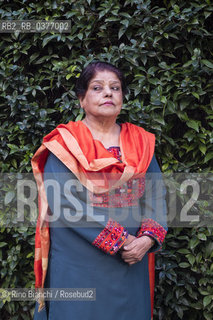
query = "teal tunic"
(34, 151, 167, 320)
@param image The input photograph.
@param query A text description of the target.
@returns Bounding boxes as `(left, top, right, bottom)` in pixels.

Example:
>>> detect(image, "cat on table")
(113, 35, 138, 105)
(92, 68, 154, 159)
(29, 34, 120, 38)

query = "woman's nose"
(104, 86, 112, 96)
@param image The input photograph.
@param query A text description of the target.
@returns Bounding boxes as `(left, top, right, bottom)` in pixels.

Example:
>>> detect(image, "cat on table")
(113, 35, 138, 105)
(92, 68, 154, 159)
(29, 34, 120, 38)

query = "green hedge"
(0, 0, 213, 319)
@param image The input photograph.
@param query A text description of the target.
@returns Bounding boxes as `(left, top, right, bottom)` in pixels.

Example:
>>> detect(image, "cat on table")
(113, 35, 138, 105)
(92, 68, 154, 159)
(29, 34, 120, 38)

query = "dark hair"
(75, 61, 128, 99)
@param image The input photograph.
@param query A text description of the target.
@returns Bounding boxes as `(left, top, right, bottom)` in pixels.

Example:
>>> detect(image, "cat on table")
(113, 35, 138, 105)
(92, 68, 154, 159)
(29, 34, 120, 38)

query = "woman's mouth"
(102, 101, 115, 106)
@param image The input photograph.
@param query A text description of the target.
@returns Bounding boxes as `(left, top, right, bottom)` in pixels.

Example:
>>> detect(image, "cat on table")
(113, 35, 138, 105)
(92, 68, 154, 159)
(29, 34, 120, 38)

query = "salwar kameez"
(33, 149, 167, 320)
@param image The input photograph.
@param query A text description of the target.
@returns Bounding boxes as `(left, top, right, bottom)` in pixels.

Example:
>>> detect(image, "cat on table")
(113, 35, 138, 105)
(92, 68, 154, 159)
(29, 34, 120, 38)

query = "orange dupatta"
(31, 121, 155, 313)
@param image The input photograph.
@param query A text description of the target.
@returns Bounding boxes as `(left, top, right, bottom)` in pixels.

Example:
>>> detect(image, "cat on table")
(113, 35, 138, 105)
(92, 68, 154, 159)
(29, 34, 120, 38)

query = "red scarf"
(32, 121, 155, 313)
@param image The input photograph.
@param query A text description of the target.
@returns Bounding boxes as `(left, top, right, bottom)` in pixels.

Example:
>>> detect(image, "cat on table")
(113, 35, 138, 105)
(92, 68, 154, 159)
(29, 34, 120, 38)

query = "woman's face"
(79, 70, 123, 120)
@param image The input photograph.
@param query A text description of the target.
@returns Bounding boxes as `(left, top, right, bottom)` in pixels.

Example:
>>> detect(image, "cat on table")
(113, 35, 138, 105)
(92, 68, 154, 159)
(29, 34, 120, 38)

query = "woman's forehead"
(90, 70, 120, 83)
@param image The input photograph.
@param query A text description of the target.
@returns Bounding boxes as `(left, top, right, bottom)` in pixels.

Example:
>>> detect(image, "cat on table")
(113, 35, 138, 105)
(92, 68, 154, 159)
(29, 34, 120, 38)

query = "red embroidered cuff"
(92, 218, 128, 255)
(137, 218, 167, 248)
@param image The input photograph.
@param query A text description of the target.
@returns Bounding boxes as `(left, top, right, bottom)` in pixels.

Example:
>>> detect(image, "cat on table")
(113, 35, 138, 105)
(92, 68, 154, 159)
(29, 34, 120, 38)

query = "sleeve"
(43, 152, 128, 255)
(137, 154, 167, 252)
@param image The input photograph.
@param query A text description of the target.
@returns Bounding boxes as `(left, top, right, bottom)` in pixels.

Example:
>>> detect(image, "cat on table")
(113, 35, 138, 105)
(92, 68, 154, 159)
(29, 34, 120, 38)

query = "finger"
(128, 261, 137, 265)
(121, 254, 136, 262)
(123, 257, 138, 264)
(123, 254, 144, 263)
(121, 251, 135, 259)
(122, 247, 138, 257)
(121, 252, 140, 261)
(123, 240, 137, 251)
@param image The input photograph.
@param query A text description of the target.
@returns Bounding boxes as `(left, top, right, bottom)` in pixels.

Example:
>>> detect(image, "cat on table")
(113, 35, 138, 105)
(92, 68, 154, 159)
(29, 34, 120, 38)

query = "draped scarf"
(31, 120, 155, 314)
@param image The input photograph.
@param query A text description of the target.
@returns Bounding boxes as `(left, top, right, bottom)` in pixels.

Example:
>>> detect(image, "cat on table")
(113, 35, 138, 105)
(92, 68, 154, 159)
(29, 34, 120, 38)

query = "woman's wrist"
(141, 235, 155, 248)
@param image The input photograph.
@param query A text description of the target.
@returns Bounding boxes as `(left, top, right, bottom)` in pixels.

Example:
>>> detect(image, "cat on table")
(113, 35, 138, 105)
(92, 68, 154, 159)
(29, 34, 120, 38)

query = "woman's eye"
(93, 86, 102, 91)
(112, 87, 120, 91)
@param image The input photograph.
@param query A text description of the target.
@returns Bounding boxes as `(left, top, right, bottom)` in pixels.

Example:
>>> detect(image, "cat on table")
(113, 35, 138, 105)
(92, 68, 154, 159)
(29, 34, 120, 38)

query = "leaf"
(177, 249, 190, 254)
(66, 74, 72, 80)
(162, 163, 169, 171)
(196, 252, 202, 264)
(118, 27, 126, 39)
(11, 159, 17, 169)
(42, 34, 57, 48)
(201, 60, 213, 69)
(39, 110, 47, 118)
(154, 116, 165, 125)
(120, 19, 129, 28)
(204, 9, 211, 18)
(148, 78, 159, 86)
(77, 33, 83, 40)
(204, 152, 213, 163)
(183, 60, 192, 68)
(26, 252, 33, 258)
(34, 56, 48, 64)
(141, 54, 147, 65)
(120, 12, 132, 19)
(183, 131, 194, 142)
(186, 254, 195, 265)
(0, 242, 7, 248)
(161, 96, 167, 104)
(189, 238, 200, 250)
(99, 10, 107, 19)
(192, 92, 200, 100)
(75, 113, 84, 121)
(5, 191, 15, 205)
(29, 52, 40, 63)
(186, 120, 199, 132)
(179, 262, 190, 268)
(105, 17, 120, 22)
(198, 233, 207, 241)
(203, 296, 212, 308)
(204, 311, 213, 320)
(199, 145, 206, 155)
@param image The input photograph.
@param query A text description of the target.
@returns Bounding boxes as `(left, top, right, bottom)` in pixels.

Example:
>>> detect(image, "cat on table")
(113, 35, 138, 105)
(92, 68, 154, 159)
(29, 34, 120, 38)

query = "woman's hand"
(121, 236, 154, 265)
(122, 234, 136, 247)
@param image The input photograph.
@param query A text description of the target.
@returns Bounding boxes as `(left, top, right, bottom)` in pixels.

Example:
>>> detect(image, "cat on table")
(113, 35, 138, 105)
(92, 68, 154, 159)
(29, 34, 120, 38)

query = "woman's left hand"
(121, 236, 154, 265)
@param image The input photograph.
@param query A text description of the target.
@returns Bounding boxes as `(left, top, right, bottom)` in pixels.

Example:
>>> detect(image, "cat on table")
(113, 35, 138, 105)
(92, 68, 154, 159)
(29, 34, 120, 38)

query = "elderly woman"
(32, 61, 167, 320)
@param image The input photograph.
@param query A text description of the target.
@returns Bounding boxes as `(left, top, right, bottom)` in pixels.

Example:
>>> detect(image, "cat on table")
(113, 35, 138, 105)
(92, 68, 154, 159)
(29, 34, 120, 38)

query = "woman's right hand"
(121, 236, 154, 265)
(120, 234, 136, 250)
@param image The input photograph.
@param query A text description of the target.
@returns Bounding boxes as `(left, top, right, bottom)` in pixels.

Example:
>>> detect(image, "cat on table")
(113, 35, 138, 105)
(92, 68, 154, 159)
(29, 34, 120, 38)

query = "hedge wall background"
(0, 0, 213, 319)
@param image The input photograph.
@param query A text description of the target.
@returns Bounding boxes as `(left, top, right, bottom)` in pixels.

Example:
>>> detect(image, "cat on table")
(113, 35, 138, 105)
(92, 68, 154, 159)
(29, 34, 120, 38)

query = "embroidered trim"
(92, 218, 128, 255)
(89, 147, 145, 207)
(137, 218, 167, 247)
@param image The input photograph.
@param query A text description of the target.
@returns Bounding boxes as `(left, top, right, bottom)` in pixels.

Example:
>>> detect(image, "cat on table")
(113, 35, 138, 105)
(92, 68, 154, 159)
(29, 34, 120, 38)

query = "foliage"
(0, 0, 213, 319)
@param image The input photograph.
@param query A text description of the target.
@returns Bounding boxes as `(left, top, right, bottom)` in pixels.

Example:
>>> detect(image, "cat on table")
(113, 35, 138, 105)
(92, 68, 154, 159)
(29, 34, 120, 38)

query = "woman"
(32, 61, 167, 320)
